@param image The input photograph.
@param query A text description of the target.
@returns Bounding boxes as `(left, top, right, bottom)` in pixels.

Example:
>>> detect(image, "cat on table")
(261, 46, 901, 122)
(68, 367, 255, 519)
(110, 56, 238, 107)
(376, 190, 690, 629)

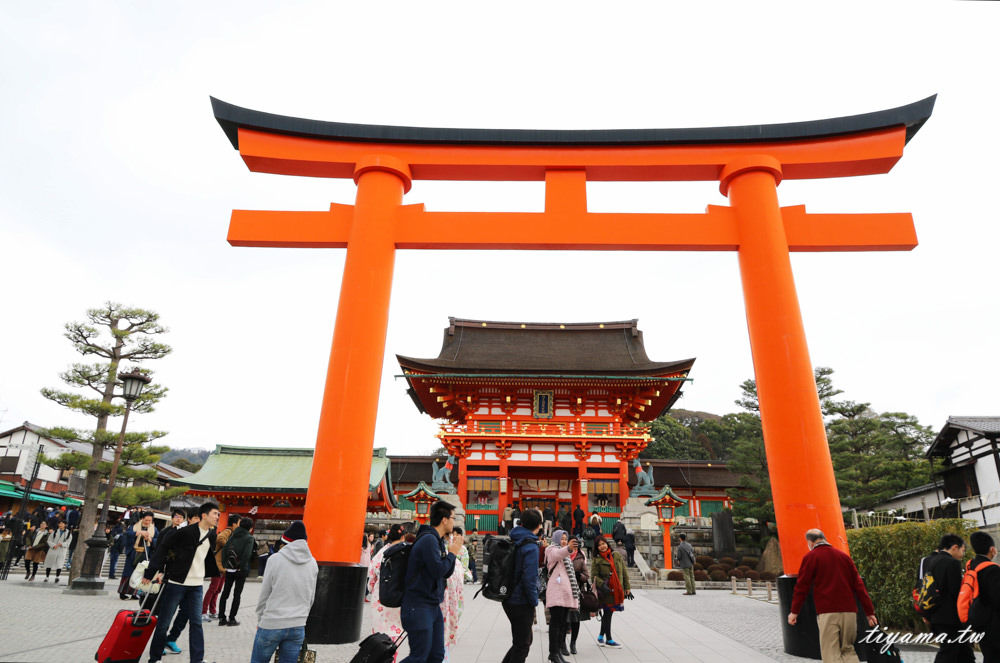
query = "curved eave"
(211, 96, 935, 151)
(397, 356, 696, 377)
(177, 482, 308, 494)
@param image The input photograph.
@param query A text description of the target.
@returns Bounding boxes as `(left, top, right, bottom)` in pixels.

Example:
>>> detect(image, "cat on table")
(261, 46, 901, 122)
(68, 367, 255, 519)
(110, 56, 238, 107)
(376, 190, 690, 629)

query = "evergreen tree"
(826, 404, 933, 509)
(39, 303, 172, 581)
(641, 414, 706, 460)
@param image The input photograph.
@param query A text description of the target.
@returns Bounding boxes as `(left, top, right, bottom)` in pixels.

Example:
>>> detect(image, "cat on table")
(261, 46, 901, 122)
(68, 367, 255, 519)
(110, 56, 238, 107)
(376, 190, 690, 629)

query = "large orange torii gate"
(212, 95, 934, 644)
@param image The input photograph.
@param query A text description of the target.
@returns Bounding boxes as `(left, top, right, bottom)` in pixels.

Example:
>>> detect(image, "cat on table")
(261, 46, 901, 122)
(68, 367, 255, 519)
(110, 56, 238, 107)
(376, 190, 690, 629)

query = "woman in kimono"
(365, 525, 405, 660)
(441, 527, 466, 663)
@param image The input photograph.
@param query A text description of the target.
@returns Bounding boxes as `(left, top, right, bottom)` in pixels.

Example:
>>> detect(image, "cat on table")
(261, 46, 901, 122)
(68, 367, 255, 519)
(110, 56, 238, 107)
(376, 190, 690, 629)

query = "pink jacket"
(544, 545, 576, 608)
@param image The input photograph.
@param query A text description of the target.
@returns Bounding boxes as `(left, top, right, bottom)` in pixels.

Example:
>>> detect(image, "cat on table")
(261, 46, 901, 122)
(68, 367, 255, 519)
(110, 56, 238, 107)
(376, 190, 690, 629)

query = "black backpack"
(379, 542, 413, 608)
(475, 537, 532, 602)
(224, 546, 240, 570)
(378, 533, 433, 609)
(913, 555, 943, 617)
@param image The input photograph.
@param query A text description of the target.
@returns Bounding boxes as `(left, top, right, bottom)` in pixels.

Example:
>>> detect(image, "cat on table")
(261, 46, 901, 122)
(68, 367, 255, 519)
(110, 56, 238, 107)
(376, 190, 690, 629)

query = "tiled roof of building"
(398, 318, 694, 376)
(177, 445, 393, 503)
(927, 416, 1000, 457)
(946, 417, 1000, 434)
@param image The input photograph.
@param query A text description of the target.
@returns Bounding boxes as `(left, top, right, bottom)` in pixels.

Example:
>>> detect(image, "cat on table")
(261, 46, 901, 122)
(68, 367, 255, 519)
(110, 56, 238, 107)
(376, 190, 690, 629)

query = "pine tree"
(39, 303, 172, 581)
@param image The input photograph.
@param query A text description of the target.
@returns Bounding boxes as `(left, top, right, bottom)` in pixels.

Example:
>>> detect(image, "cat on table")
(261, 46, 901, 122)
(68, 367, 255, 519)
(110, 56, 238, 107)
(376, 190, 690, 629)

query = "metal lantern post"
(68, 368, 151, 593)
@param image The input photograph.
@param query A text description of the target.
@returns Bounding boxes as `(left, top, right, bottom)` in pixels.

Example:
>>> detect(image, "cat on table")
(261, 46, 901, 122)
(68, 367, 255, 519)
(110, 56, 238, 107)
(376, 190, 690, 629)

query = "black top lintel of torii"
(210, 95, 936, 151)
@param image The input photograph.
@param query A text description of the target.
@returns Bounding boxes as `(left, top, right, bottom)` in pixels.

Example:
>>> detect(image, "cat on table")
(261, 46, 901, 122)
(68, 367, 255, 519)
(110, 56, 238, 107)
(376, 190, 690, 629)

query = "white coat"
(44, 528, 71, 569)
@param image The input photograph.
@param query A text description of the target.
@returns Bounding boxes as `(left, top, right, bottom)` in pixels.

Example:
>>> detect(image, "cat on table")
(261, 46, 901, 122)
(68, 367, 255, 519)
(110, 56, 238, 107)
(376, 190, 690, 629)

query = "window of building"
(700, 500, 726, 516)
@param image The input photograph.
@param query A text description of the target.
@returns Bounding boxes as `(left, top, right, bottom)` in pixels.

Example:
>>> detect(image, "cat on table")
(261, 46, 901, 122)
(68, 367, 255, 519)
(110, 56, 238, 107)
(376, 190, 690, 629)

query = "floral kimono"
(365, 542, 404, 645)
(441, 556, 465, 662)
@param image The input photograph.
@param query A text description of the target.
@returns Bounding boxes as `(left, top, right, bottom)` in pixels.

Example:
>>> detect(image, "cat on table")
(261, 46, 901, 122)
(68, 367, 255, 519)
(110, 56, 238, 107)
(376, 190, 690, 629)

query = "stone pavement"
(0, 573, 961, 663)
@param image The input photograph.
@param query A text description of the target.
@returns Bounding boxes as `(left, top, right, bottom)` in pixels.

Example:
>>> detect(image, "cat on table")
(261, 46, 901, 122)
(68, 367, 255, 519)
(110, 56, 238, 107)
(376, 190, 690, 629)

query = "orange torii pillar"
(211, 95, 934, 647)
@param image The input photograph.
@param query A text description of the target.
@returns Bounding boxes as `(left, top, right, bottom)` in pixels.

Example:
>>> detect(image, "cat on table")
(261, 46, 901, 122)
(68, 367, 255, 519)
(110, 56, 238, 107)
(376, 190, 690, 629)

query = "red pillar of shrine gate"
(723, 157, 849, 551)
(300, 159, 409, 638)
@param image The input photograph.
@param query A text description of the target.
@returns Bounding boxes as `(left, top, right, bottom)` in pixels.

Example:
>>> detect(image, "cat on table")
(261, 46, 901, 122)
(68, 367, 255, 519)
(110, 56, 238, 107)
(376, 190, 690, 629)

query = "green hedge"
(846, 519, 978, 630)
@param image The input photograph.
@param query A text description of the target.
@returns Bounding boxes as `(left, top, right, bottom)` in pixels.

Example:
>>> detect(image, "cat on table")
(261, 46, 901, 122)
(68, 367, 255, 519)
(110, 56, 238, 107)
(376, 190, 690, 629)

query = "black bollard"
(305, 562, 367, 644)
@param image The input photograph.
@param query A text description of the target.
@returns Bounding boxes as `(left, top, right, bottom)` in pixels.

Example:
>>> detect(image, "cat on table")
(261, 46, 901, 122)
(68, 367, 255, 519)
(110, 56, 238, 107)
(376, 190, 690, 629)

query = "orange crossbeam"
(237, 126, 907, 182)
(227, 205, 915, 252)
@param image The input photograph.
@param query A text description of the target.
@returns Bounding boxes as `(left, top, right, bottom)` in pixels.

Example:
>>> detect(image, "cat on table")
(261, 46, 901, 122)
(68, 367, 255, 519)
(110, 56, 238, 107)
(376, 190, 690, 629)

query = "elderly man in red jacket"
(788, 529, 878, 663)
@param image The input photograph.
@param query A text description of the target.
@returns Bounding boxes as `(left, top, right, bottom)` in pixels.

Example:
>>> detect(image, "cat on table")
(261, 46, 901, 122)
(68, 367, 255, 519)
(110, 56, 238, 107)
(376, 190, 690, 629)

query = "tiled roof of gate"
(397, 318, 694, 376)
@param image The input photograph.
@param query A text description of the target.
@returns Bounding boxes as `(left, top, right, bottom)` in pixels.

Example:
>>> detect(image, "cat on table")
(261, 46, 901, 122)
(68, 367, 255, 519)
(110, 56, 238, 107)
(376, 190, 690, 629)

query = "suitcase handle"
(132, 572, 166, 627)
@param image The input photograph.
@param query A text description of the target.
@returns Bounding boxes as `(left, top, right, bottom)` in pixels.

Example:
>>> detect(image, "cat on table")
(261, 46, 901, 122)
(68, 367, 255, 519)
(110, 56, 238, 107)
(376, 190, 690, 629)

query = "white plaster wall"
(974, 458, 1000, 496)
(0, 429, 65, 484)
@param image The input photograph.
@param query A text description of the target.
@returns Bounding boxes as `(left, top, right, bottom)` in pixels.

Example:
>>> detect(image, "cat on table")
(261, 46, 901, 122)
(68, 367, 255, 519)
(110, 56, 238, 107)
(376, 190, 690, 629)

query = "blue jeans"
(250, 626, 305, 663)
(399, 602, 444, 663)
(148, 583, 204, 663)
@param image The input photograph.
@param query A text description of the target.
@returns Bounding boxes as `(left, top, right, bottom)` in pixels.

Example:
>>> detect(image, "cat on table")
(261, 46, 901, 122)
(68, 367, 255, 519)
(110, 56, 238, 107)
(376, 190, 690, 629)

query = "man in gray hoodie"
(250, 521, 318, 663)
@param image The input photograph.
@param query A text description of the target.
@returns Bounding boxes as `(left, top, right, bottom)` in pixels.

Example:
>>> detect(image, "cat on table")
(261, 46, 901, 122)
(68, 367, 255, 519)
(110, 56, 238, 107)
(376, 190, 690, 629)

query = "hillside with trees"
(642, 368, 934, 520)
(160, 447, 211, 472)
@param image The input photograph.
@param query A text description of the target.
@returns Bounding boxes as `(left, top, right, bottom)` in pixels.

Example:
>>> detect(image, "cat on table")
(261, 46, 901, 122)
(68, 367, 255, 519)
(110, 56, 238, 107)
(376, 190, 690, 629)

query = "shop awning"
(0, 481, 83, 506)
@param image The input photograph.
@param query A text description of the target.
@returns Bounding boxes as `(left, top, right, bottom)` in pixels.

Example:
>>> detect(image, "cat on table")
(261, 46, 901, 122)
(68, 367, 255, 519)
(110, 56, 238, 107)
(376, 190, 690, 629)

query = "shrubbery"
(728, 569, 744, 579)
(695, 555, 715, 568)
(741, 556, 759, 569)
(745, 570, 760, 581)
(759, 571, 777, 582)
(719, 557, 738, 567)
(709, 569, 728, 581)
(666, 570, 684, 581)
(846, 519, 978, 630)
(706, 564, 725, 574)
(692, 563, 704, 571)
(694, 570, 709, 581)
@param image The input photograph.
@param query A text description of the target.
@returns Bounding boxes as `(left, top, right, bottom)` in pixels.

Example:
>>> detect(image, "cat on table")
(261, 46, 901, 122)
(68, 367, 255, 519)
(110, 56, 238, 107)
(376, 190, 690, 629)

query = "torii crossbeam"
(212, 95, 934, 645)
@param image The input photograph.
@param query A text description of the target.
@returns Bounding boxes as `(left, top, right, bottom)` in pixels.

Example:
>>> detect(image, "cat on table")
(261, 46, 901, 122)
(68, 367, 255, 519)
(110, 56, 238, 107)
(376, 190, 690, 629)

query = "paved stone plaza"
(0, 576, 958, 662)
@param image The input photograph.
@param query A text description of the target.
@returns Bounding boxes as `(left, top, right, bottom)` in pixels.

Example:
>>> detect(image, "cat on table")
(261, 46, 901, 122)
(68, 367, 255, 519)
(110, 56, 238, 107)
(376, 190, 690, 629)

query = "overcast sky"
(1, 2, 997, 457)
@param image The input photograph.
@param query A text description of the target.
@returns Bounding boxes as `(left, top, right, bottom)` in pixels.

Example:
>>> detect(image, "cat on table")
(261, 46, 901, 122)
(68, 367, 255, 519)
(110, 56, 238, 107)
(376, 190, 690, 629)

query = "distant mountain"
(160, 448, 211, 468)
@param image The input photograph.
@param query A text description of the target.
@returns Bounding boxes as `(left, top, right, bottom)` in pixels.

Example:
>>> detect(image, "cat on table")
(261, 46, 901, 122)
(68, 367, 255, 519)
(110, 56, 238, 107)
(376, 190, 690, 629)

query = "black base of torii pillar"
(306, 563, 367, 644)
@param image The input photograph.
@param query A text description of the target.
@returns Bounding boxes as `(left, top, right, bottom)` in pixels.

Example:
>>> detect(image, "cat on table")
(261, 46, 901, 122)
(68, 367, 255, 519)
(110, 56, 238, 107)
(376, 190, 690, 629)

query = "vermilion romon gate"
(212, 95, 934, 646)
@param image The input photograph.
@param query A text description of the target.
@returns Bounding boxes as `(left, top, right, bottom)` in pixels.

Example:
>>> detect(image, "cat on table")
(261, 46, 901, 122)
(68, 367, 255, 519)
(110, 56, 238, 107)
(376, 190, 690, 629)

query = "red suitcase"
(95, 588, 161, 663)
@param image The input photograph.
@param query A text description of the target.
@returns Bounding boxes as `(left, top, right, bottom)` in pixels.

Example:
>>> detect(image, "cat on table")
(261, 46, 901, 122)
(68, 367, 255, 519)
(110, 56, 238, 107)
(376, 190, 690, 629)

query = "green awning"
(0, 481, 82, 506)
(29, 492, 83, 507)
(0, 483, 22, 499)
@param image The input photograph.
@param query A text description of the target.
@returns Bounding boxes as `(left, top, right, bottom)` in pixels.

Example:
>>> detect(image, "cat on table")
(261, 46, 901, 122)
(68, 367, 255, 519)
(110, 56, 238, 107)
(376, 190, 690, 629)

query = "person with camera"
(590, 535, 633, 649)
(398, 500, 464, 663)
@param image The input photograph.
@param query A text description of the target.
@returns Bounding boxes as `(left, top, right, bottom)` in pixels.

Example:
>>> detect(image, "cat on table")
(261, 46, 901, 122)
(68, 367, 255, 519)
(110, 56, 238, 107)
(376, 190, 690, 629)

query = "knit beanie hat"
(282, 521, 307, 543)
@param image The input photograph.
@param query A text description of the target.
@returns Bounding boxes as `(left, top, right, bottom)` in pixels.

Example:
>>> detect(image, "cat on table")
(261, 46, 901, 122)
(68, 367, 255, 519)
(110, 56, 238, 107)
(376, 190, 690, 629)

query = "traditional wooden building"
(178, 445, 397, 521)
(398, 318, 696, 533)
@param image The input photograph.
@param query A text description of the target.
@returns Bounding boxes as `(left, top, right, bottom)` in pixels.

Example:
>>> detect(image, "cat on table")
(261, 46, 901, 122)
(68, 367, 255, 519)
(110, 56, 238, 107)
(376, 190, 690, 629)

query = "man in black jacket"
(925, 534, 974, 663)
(399, 500, 464, 663)
(542, 506, 555, 537)
(219, 517, 255, 627)
(572, 505, 585, 536)
(968, 531, 1000, 663)
(142, 501, 220, 663)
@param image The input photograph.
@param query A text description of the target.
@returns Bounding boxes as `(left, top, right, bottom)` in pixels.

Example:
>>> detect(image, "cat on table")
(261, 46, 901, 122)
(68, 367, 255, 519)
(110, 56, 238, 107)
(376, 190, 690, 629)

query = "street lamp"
(68, 367, 151, 593)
